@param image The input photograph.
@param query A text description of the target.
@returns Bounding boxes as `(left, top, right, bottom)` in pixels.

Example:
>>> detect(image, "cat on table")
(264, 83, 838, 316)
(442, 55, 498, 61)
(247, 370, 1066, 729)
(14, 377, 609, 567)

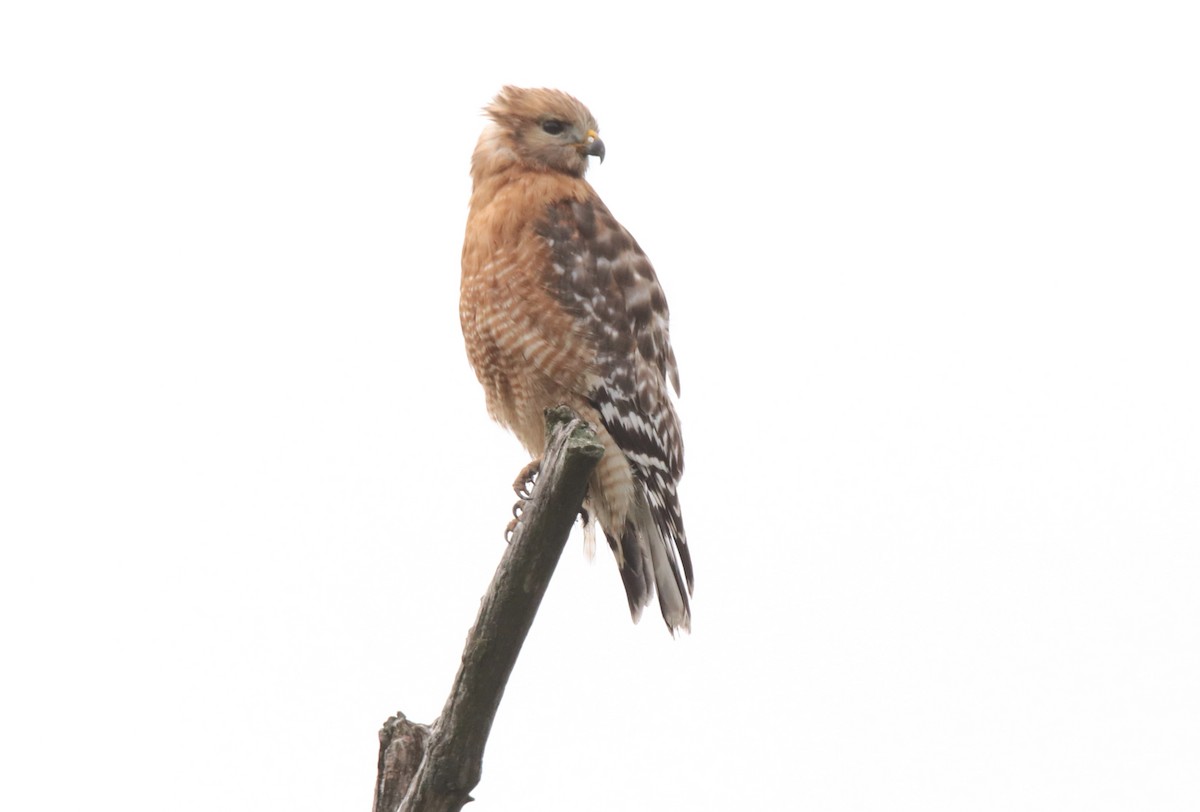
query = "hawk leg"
(505, 458, 542, 541)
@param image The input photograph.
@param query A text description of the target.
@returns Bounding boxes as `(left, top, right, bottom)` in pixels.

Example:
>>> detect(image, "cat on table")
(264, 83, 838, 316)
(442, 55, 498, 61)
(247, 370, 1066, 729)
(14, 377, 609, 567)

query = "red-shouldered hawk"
(460, 87, 693, 633)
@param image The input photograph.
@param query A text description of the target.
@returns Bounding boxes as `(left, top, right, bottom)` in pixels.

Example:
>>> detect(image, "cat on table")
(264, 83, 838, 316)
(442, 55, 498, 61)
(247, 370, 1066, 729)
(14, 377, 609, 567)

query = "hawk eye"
(541, 119, 566, 135)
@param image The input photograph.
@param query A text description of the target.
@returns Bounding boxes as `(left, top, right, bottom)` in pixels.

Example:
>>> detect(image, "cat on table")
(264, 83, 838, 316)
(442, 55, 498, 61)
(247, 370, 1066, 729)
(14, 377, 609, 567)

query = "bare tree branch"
(373, 406, 604, 812)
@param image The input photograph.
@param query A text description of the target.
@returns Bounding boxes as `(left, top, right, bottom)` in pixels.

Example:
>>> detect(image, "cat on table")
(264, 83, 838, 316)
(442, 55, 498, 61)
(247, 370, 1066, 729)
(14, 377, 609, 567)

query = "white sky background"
(2, 1, 1198, 809)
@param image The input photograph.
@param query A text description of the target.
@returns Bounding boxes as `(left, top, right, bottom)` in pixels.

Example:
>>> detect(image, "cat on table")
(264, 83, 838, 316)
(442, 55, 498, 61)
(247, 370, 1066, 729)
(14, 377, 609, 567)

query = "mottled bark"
(372, 407, 604, 812)
(374, 713, 430, 812)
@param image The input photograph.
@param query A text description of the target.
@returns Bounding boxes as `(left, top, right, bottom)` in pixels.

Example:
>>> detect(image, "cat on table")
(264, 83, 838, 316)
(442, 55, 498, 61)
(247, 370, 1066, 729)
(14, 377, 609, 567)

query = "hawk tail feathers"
(606, 491, 692, 634)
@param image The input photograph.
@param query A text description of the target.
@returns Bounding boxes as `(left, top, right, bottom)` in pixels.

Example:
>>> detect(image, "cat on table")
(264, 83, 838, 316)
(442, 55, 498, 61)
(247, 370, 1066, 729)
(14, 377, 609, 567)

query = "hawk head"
(484, 86, 605, 177)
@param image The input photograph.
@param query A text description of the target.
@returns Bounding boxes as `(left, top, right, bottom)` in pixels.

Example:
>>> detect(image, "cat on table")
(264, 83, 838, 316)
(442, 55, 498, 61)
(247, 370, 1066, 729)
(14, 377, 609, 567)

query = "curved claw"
(505, 458, 543, 542)
(512, 458, 542, 501)
(506, 496, 528, 542)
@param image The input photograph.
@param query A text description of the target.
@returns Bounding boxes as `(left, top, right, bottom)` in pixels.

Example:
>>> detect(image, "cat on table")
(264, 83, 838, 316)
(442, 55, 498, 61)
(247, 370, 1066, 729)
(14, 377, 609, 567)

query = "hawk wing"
(536, 196, 693, 592)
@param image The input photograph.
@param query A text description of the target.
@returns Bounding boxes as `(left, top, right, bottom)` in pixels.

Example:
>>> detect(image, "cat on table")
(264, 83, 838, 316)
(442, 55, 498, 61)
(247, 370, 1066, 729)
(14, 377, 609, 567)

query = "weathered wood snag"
(373, 407, 604, 812)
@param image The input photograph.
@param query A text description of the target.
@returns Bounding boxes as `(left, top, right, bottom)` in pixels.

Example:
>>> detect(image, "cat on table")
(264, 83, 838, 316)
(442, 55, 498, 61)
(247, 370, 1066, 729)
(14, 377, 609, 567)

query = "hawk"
(460, 87, 692, 632)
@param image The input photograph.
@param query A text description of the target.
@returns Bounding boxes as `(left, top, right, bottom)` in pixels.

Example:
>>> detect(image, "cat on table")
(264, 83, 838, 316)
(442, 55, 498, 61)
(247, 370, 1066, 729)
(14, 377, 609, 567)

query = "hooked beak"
(584, 129, 605, 163)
